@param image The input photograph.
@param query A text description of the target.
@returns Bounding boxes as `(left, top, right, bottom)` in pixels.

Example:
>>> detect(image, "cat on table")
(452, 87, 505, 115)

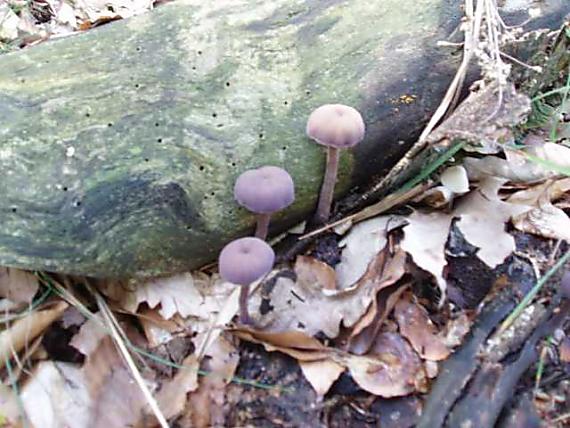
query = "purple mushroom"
(219, 237, 275, 324)
(306, 104, 365, 224)
(234, 166, 295, 240)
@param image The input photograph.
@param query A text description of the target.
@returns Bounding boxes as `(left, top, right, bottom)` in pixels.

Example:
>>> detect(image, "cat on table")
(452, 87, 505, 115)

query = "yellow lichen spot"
(399, 94, 417, 104)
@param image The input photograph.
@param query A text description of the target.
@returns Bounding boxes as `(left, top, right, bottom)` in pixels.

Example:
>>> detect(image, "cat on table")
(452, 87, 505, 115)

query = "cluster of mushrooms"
(218, 104, 365, 324)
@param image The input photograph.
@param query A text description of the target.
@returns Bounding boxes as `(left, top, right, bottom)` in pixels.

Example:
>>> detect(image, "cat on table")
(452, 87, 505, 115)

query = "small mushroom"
(234, 166, 295, 240)
(306, 104, 365, 224)
(218, 237, 275, 324)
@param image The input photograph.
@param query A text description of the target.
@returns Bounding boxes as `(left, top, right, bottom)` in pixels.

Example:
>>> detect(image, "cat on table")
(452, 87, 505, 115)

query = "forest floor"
(1, 1, 569, 427)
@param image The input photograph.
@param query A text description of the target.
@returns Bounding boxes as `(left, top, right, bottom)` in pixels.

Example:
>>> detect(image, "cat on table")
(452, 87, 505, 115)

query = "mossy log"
(0, 0, 568, 277)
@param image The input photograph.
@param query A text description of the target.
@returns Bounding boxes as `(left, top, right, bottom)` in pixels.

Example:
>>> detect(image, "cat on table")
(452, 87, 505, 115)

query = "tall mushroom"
(218, 237, 275, 324)
(234, 166, 295, 240)
(306, 104, 365, 224)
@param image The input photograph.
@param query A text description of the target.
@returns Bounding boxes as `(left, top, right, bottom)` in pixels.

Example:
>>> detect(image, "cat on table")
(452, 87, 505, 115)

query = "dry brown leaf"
(465, 143, 570, 183)
(442, 312, 472, 348)
(0, 382, 24, 427)
(0, 267, 39, 304)
(299, 359, 345, 396)
(252, 249, 407, 338)
(156, 354, 199, 420)
(187, 335, 239, 428)
(335, 216, 406, 288)
(0, 301, 68, 369)
(413, 185, 455, 209)
(348, 332, 426, 397)
(348, 285, 408, 355)
(70, 315, 107, 356)
(132, 273, 202, 320)
(401, 210, 453, 296)
(560, 337, 570, 363)
(507, 178, 570, 206)
(295, 256, 337, 291)
(138, 307, 184, 348)
(21, 361, 91, 428)
(394, 293, 450, 361)
(84, 335, 149, 428)
(427, 83, 530, 154)
(512, 199, 570, 241)
(455, 177, 529, 268)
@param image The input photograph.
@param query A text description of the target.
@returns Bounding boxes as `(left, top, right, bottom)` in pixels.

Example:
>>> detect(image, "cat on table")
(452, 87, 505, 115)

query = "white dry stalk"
(94, 292, 169, 428)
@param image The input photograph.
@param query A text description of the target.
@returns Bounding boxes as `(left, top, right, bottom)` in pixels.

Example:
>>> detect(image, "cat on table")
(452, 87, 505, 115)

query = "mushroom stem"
(314, 147, 340, 224)
(255, 213, 271, 240)
(239, 283, 252, 325)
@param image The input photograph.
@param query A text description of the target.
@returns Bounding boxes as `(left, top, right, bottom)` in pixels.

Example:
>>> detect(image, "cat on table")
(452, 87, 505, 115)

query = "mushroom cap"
(234, 166, 295, 214)
(306, 104, 365, 149)
(218, 237, 275, 285)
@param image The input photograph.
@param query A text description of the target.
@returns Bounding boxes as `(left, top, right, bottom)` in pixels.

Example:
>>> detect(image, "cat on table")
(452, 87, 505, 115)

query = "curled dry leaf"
(512, 200, 570, 241)
(401, 210, 453, 296)
(413, 186, 454, 209)
(506, 178, 570, 206)
(0, 301, 68, 370)
(0, 267, 39, 304)
(455, 177, 529, 268)
(347, 284, 408, 355)
(252, 249, 407, 338)
(464, 143, 570, 183)
(394, 293, 450, 361)
(138, 307, 184, 348)
(335, 216, 406, 288)
(348, 332, 427, 397)
(21, 361, 91, 428)
(299, 359, 345, 397)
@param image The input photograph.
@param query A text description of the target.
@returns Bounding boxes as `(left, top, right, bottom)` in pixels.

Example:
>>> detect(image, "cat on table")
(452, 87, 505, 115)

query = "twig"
(499, 251, 570, 333)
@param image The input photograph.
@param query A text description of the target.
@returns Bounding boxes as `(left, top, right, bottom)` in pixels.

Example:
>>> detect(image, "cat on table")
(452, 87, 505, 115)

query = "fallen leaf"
(132, 273, 205, 320)
(394, 293, 450, 361)
(427, 83, 530, 154)
(299, 359, 345, 396)
(156, 354, 199, 420)
(455, 177, 529, 268)
(0, 267, 39, 304)
(348, 332, 426, 397)
(0, 383, 24, 427)
(84, 335, 149, 428)
(187, 335, 239, 428)
(401, 210, 453, 295)
(252, 249, 407, 338)
(413, 185, 455, 209)
(21, 361, 91, 428)
(441, 165, 469, 193)
(138, 307, 183, 348)
(347, 284, 408, 355)
(0, 3, 20, 41)
(70, 315, 107, 356)
(335, 216, 406, 288)
(560, 337, 570, 363)
(295, 256, 336, 291)
(512, 196, 570, 241)
(506, 178, 570, 206)
(0, 301, 68, 369)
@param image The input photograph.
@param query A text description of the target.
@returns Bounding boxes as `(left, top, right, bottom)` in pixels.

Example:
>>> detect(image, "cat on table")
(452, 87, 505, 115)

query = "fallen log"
(0, 0, 568, 277)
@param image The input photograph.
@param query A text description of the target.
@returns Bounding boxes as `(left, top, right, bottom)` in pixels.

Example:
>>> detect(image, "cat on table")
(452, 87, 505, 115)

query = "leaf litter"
(2, 4, 570, 426)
